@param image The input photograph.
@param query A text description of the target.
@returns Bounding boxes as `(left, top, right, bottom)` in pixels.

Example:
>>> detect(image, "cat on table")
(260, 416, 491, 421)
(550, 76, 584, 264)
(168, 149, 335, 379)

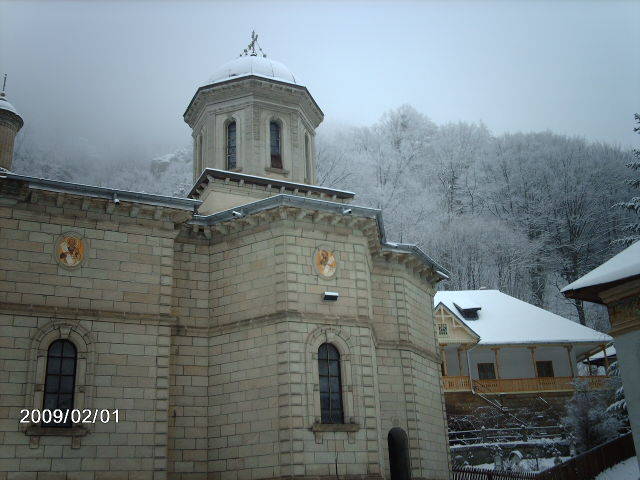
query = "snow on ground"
(472, 457, 570, 472)
(595, 456, 639, 480)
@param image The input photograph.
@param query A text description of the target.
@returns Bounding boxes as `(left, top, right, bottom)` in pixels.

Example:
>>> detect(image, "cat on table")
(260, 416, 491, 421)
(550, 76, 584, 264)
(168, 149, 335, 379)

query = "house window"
(437, 323, 448, 336)
(536, 361, 555, 378)
(226, 121, 237, 170)
(318, 343, 344, 424)
(270, 121, 282, 169)
(43, 339, 77, 426)
(477, 362, 496, 380)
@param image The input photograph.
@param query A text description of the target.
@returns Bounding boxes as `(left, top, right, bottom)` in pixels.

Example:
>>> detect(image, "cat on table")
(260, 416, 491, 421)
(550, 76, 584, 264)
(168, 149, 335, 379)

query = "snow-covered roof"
(434, 289, 611, 346)
(562, 241, 640, 296)
(585, 346, 616, 361)
(0, 93, 22, 118)
(205, 55, 299, 87)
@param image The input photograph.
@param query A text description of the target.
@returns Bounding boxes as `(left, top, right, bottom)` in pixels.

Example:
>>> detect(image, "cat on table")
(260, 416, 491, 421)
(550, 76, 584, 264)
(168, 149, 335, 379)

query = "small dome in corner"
(206, 55, 300, 87)
(0, 93, 22, 118)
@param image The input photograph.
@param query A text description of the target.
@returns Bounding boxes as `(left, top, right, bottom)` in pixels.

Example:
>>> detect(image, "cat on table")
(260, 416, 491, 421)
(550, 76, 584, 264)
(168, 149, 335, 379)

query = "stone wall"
(0, 189, 451, 479)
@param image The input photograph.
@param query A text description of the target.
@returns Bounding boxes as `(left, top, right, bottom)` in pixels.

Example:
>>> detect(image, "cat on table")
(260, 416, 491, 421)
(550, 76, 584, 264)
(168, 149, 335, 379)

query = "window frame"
(226, 120, 237, 170)
(477, 362, 496, 380)
(536, 360, 555, 378)
(269, 120, 283, 169)
(437, 323, 448, 336)
(25, 321, 94, 442)
(304, 327, 360, 435)
(42, 339, 78, 427)
(318, 343, 344, 424)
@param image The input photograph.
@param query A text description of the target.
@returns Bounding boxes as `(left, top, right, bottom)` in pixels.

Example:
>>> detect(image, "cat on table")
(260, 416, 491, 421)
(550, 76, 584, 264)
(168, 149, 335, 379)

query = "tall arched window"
(43, 339, 77, 426)
(226, 121, 237, 170)
(318, 343, 343, 424)
(270, 121, 282, 169)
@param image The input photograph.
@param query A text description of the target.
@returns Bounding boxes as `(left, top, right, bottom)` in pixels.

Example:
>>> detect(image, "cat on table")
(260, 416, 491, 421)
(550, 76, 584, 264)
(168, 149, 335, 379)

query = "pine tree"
(616, 113, 640, 244)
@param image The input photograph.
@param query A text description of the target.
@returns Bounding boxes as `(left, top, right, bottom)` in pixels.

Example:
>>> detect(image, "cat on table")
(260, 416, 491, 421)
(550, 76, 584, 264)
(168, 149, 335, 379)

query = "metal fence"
(452, 432, 635, 480)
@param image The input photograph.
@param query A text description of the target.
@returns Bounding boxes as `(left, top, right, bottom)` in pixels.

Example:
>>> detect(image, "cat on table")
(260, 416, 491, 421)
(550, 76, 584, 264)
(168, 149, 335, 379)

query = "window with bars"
(226, 121, 237, 170)
(43, 339, 77, 426)
(270, 121, 282, 169)
(437, 323, 448, 336)
(318, 343, 344, 424)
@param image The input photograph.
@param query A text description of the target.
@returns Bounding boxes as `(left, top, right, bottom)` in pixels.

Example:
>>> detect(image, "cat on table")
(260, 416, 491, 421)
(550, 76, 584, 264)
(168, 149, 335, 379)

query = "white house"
(434, 289, 612, 398)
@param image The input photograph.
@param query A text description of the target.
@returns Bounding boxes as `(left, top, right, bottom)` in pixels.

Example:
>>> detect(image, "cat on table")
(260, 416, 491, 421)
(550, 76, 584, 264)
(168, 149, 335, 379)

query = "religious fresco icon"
(55, 233, 85, 269)
(314, 248, 337, 278)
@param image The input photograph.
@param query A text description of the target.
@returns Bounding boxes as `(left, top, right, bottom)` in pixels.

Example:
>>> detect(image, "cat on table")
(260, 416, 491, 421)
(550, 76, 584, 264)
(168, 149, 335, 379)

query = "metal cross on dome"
(240, 30, 267, 58)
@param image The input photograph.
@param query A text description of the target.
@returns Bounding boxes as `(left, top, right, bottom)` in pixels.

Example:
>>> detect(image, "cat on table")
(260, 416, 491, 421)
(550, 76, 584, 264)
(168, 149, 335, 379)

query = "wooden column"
(529, 346, 537, 377)
(565, 345, 575, 377)
(492, 348, 501, 379)
(456, 348, 463, 376)
(601, 344, 610, 372)
(440, 347, 449, 376)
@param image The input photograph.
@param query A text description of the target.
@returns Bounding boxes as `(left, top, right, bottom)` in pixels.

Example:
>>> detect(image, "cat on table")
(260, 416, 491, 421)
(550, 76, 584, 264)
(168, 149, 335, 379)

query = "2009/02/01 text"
(20, 409, 120, 425)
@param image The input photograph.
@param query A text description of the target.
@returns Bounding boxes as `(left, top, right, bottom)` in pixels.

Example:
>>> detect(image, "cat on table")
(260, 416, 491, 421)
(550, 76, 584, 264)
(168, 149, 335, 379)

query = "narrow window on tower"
(270, 121, 282, 169)
(197, 133, 203, 174)
(318, 343, 344, 424)
(43, 339, 77, 426)
(304, 134, 311, 182)
(226, 121, 237, 170)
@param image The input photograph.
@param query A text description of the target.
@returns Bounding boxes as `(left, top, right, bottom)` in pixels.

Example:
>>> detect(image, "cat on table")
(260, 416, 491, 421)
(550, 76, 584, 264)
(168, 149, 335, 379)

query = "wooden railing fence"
(442, 375, 609, 394)
(451, 432, 635, 480)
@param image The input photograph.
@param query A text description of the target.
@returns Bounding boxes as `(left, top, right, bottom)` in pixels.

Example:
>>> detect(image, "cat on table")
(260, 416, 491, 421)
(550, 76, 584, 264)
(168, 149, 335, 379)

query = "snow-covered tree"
(615, 113, 640, 245)
(563, 379, 623, 453)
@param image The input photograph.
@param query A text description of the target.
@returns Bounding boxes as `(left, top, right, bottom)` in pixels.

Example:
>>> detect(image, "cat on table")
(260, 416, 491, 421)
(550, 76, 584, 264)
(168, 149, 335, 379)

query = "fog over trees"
(12, 105, 636, 330)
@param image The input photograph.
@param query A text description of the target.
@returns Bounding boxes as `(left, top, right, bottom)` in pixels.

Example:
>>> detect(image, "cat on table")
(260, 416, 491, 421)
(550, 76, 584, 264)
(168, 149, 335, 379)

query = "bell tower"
(184, 33, 323, 185)
(0, 75, 24, 171)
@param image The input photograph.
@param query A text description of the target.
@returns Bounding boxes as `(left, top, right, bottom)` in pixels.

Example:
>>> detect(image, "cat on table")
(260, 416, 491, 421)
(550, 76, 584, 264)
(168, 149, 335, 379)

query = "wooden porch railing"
(443, 375, 473, 392)
(442, 375, 609, 394)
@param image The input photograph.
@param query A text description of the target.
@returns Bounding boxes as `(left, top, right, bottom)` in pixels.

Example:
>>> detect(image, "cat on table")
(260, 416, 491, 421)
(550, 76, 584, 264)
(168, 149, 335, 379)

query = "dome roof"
(206, 55, 300, 86)
(0, 93, 21, 118)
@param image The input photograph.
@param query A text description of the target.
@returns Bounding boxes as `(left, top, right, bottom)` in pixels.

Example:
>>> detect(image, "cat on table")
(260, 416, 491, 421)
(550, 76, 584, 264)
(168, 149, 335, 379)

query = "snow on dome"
(206, 55, 300, 86)
(562, 241, 640, 293)
(0, 94, 21, 117)
(434, 289, 611, 345)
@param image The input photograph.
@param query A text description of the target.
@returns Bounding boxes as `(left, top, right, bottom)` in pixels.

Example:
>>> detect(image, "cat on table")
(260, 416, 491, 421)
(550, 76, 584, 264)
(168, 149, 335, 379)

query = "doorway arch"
(387, 427, 411, 480)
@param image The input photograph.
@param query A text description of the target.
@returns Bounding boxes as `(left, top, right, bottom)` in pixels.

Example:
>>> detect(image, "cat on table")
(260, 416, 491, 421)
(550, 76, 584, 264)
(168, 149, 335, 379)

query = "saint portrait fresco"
(55, 233, 85, 268)
(314, 248, 337, 278)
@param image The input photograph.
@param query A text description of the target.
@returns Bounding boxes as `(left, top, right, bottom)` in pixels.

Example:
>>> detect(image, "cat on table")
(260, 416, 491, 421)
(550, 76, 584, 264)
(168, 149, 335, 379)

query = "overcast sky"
(1, 0, 638, 160)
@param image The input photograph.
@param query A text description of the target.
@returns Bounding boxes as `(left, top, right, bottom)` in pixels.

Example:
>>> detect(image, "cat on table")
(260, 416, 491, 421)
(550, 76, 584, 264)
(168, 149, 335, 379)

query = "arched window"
(270, 121, 282, 169)
(226, 121, 237, 170)
(43, 339, 77, 426)
(318, 343, 343, 424)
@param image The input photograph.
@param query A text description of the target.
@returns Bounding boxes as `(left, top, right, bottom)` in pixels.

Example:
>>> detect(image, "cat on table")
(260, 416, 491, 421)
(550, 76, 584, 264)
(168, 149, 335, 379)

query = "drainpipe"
(466, 344, 479, 394)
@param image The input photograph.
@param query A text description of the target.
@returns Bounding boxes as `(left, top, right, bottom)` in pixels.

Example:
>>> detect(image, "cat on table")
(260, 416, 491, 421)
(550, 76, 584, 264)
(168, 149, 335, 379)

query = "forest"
(12, 106, 638, 331)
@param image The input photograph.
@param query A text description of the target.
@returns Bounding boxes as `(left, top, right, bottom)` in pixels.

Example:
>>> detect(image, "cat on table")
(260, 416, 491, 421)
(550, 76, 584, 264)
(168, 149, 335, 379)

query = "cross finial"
(240, 30, 267, 58)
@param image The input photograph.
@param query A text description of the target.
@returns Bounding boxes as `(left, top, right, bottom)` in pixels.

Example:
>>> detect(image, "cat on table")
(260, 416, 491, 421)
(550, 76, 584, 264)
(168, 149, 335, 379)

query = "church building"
(0, 36, 451, 480)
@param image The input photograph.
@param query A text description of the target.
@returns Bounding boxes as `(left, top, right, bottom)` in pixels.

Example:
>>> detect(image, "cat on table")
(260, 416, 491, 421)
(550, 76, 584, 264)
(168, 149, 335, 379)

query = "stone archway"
(388, 427, 411, 480)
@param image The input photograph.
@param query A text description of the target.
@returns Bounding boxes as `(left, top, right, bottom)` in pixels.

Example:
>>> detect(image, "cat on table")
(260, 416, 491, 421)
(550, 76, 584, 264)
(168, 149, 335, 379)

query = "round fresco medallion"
(55, 232, 85, 269)
(313, 247, 337, 278)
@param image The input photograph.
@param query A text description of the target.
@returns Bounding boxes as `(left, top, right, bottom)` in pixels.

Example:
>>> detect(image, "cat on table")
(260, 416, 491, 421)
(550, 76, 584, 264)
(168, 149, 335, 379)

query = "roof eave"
(562, 273, 640, 304)
(2, 172, 202, 212)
